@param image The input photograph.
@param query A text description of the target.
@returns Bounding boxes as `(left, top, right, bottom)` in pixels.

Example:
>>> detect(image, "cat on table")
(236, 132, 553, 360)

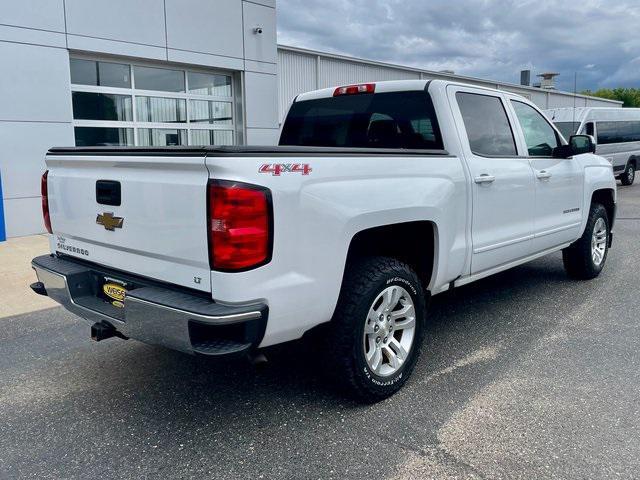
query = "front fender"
(580, 162, 617, 236)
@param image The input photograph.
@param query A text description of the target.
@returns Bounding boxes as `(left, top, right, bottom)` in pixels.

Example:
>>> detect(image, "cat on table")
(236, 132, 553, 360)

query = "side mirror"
(570, 135, 596, 155)
(553, 135, 596, 158)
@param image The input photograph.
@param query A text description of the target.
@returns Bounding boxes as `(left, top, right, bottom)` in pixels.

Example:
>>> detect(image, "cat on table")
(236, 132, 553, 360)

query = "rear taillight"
(41, 170, 52, 234)
(333, 83, 375, 96)
(208, 180, 272, 271)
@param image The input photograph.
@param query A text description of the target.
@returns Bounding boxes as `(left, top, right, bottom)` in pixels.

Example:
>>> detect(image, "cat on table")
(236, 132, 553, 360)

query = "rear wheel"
(325, 257, 426, 402)
(562, 203, 609, 279)
(620, 162, 635, 186)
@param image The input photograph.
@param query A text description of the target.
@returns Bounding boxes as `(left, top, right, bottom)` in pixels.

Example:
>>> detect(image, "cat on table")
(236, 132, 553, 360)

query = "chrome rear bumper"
(31, 255, 267, 356)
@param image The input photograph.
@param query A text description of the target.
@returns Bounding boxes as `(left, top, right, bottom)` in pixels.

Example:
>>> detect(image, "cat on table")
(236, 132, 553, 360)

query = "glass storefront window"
(72, 92, 132, 121)
(71, 58, 235, 147)
(70, 59, 131, 88)
(188, 72, 232, 97)
(98, 62, 131, 88)
(136, 97, 186, 123)
(74, 127, 133, 146)
(70, 59, 97, 86)
(138, 128, 187, 146)
(134, 66, 185, 92)
(189, 100, 232, 125)
(191, 130, 234, 146)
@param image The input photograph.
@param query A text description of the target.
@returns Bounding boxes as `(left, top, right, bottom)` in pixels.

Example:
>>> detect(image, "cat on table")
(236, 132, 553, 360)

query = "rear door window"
(456, 92, 517, 156)
(279, 91, 444, 150)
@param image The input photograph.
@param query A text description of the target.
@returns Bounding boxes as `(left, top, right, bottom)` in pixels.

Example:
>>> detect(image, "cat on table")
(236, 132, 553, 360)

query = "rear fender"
(208, 162, 467, 348)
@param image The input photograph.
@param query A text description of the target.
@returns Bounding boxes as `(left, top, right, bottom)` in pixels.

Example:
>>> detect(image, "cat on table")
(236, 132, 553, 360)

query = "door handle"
(536, 170, 552, 180)
(474, 174, 496, 184)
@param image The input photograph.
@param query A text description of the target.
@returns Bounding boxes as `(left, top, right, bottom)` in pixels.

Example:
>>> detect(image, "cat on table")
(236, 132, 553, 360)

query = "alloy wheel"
(363, 285, 416, 377)
(591, 217, 607, 266)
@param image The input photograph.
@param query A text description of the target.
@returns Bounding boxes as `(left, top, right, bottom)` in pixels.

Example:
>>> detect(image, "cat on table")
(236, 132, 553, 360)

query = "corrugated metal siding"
(318, 58, 420, 89)
(499, 86, 536, 101)
(581, 96, 620, 108)
(529, 90, 550, 107)
(277, 46, 622, 122)
(277, 49, 317, 122)
(277, 49, 422, 120)
(548, 94, 586, 108)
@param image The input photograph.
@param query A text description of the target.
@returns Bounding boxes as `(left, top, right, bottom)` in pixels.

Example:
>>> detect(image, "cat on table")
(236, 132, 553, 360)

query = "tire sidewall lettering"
(363, 366, 403, 386)
(386, 276, 417, 296)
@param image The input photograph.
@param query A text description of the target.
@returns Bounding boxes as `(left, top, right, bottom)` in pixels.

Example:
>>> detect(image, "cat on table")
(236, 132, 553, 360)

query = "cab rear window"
(279, 91, 444, 150)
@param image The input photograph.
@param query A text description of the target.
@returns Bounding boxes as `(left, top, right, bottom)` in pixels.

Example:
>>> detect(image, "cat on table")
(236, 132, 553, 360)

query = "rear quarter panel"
(206, 154, 468, 347)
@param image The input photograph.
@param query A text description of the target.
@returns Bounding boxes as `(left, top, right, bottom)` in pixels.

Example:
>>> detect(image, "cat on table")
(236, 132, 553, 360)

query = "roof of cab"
(293, 78, 534, 104)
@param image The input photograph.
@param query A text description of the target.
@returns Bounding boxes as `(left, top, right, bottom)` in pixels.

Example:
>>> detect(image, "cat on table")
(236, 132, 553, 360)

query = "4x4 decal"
(259, 163, 312, 176)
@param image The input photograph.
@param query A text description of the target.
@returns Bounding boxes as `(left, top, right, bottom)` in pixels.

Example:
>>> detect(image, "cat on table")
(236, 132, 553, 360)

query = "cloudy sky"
(276, 0, 640, 92)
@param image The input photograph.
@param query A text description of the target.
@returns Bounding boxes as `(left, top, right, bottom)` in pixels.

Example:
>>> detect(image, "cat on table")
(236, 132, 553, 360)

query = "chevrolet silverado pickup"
(31, 80, 616, 401)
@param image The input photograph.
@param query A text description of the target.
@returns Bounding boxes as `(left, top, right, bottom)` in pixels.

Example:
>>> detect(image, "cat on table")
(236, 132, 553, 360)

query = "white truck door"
(509, 99, 584, 252)
(449, 86, 536, 274)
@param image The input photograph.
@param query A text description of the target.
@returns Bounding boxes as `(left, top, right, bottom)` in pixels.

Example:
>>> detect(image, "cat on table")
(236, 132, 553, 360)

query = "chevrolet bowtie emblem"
(96, 212, 124, 231)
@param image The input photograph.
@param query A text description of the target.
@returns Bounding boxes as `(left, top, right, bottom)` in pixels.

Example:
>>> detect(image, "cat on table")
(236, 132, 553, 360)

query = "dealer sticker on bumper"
(103, 282, 127, 307)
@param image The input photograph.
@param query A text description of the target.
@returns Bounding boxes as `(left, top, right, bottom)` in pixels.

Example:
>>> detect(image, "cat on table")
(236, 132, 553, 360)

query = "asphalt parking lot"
(1, 184, 639, 480)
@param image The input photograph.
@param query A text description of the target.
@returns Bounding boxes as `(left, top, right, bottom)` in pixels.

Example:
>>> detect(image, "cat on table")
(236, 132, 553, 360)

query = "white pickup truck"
(31, 80, 616, 401)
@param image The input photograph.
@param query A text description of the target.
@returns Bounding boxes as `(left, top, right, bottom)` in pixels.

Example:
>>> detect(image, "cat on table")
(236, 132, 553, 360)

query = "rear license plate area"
(99, 276, 131, 309)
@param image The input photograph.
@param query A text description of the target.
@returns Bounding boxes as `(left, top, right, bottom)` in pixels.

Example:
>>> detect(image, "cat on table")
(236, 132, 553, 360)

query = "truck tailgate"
(46, 152, 211, 292)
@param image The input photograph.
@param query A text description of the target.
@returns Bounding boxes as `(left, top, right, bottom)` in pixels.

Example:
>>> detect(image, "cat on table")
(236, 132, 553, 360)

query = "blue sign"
(0, 171, 5, 242)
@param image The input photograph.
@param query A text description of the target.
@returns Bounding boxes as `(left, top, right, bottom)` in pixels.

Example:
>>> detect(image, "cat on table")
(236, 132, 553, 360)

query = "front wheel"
(325, 257, 426, 402)
(562, 203, 610, 279)
(620, 163, 635, 186)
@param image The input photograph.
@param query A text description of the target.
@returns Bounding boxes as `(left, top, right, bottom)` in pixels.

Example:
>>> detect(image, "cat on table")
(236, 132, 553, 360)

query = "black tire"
(562, 203, 609, 280)
(620, 162, 635, 186)
(325, 256, 426, 402)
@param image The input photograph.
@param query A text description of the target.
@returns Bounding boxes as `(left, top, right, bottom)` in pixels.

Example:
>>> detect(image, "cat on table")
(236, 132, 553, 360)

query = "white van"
(544, 107, 640, 185)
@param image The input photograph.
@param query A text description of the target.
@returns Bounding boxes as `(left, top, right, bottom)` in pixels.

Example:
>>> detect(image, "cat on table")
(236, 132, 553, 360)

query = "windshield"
(554, 121, 580, 139)
(279, 91, 444, 150)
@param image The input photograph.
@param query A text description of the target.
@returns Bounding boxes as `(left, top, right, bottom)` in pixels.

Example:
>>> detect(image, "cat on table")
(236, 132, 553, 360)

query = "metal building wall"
(277, 49, 317, 121)
(318, 58, 420, 88)
(277, 45, 621, 122)
(1, 0, 279, 238)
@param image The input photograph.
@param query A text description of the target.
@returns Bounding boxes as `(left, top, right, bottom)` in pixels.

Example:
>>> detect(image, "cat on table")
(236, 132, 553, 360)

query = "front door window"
(511, 101, 560, 156)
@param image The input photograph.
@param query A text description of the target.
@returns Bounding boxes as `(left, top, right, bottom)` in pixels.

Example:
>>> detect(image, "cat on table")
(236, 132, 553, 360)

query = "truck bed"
(48, 145, 451, 157)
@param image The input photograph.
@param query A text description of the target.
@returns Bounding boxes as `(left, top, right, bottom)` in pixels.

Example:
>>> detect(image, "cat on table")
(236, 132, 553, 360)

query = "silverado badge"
(96, 212, 124, 231)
